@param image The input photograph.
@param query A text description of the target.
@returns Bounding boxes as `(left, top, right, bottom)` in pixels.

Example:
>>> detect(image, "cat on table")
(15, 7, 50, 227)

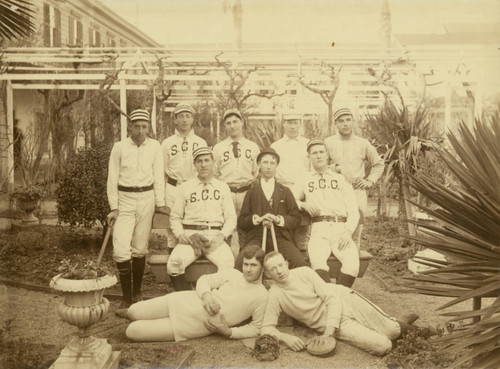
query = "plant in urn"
(50, 258, 120, 369)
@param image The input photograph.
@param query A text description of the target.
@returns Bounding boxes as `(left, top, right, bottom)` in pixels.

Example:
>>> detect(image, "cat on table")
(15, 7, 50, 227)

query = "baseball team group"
(105, 104, 427, 358)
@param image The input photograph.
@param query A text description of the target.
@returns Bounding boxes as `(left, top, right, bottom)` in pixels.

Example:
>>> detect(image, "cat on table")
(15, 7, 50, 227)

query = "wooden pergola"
(1, 45, 499, 190)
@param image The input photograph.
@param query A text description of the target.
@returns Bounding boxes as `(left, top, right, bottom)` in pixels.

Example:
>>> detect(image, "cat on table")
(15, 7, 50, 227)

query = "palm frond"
(0, 0, 36, 41)
(406, 114, 500, 368)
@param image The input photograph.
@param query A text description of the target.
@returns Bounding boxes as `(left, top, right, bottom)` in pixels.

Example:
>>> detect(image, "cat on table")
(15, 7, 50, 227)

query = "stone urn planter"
(10, 185, 45, 230)
(50, 273, 120, 369)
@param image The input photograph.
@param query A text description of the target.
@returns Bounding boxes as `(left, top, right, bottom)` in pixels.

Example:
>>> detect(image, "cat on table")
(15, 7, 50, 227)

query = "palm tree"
(0, 0, 36, 42)
(407, 114, 500, 368)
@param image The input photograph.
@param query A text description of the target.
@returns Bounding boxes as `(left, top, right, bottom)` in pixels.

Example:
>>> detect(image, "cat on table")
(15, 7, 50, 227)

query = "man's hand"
(202, 292, 220, 315)
(280, 333, 306, 352)
(189, 233, 210, 251)
(208, 233, 225, 251)
(155, 205, 170, 215)
(106, 209, 118, 226)
(204, 314, 232, 337)
(356, 179, 374, 190)
(338, 230, 353, 251)
(178, 233, 193, 245)
(301, 203, 321, 217)
(253, 214, 263, 225)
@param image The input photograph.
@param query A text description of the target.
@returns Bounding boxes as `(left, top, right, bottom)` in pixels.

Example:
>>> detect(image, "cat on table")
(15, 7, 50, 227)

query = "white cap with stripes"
(333, 107, 353, 122)
(129, 109, 151, 122)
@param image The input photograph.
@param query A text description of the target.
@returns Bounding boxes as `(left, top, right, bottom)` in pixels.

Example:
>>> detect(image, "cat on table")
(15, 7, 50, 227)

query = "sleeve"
(260, 288, 283, 338)
(106, 143, 120, 211)
(170, 183, 186, 238)
(212, 144, 222, 179)
(162, 139, 169, 175)
(251, 143, 260, 177)
(221, 183, 237, 238)
(237, 187, 257, 231)
(195, 269, 233, 299)
(230, 289, 268, 339)
(291, 176, 306, 210)
(153, 142, 166, 207)
(281, 187, 300, 230)
(365, 141, 384, 184)
(305, 269, 343, 330)
(341, 176, 360, 234)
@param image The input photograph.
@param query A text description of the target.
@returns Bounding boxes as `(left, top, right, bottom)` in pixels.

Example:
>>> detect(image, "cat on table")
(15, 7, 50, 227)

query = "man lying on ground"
(261, 251, 430, 356)
(124, 244, 268, 342)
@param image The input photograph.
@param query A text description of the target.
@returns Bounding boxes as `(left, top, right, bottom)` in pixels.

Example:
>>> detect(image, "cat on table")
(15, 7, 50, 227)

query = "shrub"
(56, 145, 111, 227)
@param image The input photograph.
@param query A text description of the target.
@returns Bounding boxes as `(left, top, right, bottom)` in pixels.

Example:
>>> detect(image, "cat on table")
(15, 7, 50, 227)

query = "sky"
(99, 0, 500, 47)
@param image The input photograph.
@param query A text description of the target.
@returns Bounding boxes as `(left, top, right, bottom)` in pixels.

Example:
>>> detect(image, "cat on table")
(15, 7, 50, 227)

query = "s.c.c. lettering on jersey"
(189, 189, 221, 202)
(222, 148, 252, 162)
(307, 179, 338, 192)
(171, 142, 200, 156)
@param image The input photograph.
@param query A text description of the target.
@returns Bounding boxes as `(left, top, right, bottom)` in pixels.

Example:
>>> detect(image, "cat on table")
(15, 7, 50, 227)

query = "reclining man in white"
(260, 251, 431, 356)
(125, 244, 268, 342)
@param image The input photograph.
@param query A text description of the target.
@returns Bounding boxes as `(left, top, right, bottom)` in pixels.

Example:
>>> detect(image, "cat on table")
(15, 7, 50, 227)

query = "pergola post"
(444, 74, 452, 131)
(6, 80, 14, 192)
(119, 79, 127, 140)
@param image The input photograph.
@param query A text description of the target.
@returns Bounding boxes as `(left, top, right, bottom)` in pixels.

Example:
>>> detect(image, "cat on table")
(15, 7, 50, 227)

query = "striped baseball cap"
(173, 103, 195, 116)
(129, 109, 150, 122)
(333, 107, 353, 121)
(306, 138, 326, 152)
(223, 108, 242, 122)
(193, 146, 213, 161)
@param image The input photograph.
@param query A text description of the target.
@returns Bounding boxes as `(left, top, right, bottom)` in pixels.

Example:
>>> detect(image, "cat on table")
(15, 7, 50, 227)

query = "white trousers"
(335, 287, 401, 355)
(113, 191, 155, 263)
(308, 222, 360, 277)
(167, 229, 235, 276)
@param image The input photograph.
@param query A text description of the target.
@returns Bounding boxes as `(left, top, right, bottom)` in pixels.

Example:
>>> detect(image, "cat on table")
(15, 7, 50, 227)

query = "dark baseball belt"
(229, 184, 252, 193)
(183, 224, 222, 231)
(312, 215, 347, 223)
(166, 176, 179, 186)
(118, 184, 154, 193)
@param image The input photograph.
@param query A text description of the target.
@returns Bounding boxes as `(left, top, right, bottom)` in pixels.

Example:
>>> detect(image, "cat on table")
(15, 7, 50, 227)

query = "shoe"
(115, 301, 131, 319)
(400, 313, 420, 325)
(132, 293, 143, 303)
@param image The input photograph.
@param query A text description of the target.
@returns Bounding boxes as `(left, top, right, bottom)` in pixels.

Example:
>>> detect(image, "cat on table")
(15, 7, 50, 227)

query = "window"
(43, 3, 61, 47)
(108, 38, 116, 47)
(69, 17, 83, 46)
(89, 29, 101, 47)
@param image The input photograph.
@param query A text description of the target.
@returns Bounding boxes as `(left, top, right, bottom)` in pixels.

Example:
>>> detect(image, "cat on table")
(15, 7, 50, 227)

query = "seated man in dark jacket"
(236, 148, 308, 270)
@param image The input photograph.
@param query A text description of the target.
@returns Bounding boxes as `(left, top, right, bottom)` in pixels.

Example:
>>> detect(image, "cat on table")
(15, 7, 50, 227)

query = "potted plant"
(9, 184, 46, 227)
(50, 258, 119, 368)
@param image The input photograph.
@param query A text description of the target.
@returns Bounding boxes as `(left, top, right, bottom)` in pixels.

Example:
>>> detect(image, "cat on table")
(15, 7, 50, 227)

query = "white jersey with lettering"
(170, 177, 237, 239)
(107, 137, 165, 210)
(293, 169, 359, 233)
(161, 129, 207, 182)
(213, 137, 260, 188)
(271, 135, 310, 186)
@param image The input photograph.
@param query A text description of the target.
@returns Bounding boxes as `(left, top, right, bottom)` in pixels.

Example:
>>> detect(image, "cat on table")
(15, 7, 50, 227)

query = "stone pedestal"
(50, 338, 120, 369)
(50, 274, 120, 369)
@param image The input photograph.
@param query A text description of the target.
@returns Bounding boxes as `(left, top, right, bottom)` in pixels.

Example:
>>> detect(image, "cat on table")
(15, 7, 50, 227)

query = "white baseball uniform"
(293, 168, 360, 277)
(107, 137, 165, 263)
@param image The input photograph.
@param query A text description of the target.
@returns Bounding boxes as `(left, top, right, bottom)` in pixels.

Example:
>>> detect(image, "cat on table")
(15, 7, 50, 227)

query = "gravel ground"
(0, 269, 468, 369)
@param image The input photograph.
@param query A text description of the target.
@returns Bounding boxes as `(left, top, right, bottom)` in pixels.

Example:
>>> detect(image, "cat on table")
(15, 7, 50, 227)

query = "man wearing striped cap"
(167, 146, 236, 291)
(325, 107, 384, 249)
(161, 103, 207, 249)
(107, 109, 168, 316)
(292, 139, 360, 287)
(213, 109, 260, 250)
